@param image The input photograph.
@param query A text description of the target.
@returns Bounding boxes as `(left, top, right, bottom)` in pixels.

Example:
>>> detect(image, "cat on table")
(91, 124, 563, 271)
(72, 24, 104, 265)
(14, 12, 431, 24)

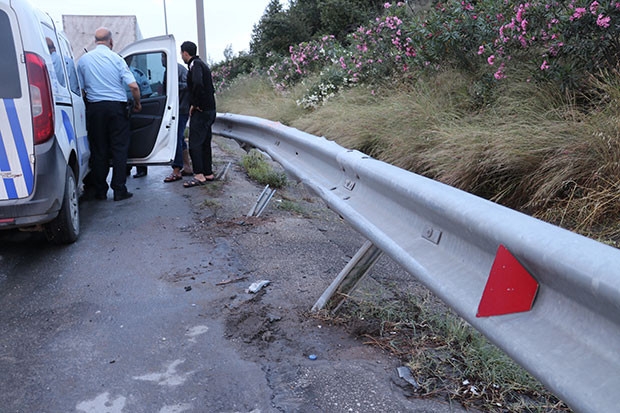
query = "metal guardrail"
(213, 113, 620, 413)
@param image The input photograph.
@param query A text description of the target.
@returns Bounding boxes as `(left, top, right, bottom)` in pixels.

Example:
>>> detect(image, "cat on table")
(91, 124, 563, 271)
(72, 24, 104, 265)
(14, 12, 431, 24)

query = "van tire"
(45, 167, 80, 244)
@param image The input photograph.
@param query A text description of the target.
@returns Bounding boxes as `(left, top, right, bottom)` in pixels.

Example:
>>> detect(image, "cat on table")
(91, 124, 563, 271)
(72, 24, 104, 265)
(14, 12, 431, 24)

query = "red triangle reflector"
(476, 245, 539, 317)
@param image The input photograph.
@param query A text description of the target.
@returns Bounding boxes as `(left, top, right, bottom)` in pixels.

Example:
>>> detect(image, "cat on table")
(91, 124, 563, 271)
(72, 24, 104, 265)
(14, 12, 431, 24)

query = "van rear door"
(0, 5, 35, 200)
(120, 35, 178, 165)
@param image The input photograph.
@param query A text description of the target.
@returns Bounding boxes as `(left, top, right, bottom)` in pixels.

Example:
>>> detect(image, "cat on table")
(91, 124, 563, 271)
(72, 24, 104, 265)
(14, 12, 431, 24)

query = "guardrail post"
(312, 240, 383, 313)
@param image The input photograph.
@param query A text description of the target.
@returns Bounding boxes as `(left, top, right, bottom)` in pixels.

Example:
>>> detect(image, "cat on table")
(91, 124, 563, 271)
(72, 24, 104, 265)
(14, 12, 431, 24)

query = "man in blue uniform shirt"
(77, 27, 141, 201)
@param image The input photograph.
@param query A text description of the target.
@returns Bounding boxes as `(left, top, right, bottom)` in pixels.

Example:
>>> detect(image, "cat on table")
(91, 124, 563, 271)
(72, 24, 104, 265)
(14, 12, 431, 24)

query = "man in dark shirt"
(180, 41, 216, 187)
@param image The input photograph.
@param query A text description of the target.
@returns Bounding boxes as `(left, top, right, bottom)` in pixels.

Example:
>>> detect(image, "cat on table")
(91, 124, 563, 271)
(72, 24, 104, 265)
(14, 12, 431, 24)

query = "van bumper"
(0, 139, 66, 230)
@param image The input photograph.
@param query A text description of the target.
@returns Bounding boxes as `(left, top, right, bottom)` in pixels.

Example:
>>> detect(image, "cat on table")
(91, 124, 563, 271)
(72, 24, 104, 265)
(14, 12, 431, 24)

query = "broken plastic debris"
(247, 280, 270, 293)
(397, 366, 420, 389)
(308, 354, 317, 360)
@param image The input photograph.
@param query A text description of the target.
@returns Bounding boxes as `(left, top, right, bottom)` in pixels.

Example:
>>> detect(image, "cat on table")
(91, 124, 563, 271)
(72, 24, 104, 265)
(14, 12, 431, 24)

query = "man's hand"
(128, 81, 142, 112)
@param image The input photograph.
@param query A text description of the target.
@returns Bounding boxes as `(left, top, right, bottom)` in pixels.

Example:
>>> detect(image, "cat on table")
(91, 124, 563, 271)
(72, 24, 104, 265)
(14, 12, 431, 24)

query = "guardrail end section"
(476, 244, 539, 318)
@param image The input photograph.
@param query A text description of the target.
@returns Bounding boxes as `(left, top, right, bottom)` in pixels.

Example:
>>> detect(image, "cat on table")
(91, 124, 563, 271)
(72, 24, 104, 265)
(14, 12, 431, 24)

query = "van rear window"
(0, 11, 21, 98)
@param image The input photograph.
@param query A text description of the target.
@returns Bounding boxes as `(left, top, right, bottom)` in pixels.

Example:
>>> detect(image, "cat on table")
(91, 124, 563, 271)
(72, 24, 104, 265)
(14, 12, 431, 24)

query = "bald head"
(94, 27, 113, 48)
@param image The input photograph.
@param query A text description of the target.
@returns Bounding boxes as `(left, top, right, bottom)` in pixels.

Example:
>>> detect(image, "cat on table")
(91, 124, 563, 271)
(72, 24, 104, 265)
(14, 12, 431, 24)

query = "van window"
(57, 36, 80, 96)
(41, 25, 69, 96)
(125, 52, 167, 98)
(0, 11, 21, 98)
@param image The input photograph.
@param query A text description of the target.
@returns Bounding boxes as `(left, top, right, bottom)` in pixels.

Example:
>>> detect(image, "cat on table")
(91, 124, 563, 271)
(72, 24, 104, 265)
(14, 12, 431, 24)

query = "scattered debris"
(308, 354, 317, 360)
(267, 314, 281, 323)
(247, 280, 270, 293)
(247, 185, 276, 217)
(184, 286, 192, 292)
(215, 162, 231, 181)
(216, 276, 248, 286)
(397, 366, 420, 389)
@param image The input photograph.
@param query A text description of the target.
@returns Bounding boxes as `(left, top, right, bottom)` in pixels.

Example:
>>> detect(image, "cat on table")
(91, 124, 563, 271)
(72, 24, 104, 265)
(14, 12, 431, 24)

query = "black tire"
(45, 167, 80, 244)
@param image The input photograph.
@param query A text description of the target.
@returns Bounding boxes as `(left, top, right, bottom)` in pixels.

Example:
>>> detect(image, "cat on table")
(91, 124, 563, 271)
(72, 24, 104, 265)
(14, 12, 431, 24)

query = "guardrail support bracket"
(312, 240, 383, 313)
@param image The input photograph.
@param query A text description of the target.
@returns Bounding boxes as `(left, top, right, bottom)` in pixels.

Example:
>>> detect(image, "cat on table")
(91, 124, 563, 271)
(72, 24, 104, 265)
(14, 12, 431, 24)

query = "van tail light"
(25, 52, 54, 144)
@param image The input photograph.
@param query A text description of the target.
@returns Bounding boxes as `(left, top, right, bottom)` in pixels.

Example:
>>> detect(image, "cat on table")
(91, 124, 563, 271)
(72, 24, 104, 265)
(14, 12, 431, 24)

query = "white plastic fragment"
(397, 366, 420, 389)
(247, 280, 270, 293)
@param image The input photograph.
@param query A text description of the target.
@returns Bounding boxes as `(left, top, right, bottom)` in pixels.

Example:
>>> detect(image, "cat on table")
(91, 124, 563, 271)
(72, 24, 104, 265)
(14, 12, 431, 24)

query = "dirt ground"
(175, 135, 477, 412)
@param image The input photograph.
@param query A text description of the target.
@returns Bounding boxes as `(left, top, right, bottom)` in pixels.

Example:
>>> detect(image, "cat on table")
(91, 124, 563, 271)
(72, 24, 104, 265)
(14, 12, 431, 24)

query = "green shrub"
(241, 149, 288, 188)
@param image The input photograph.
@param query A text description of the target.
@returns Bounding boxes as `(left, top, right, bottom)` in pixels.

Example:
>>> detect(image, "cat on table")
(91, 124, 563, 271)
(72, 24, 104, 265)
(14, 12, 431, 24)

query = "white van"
(0, 0, 178, 243)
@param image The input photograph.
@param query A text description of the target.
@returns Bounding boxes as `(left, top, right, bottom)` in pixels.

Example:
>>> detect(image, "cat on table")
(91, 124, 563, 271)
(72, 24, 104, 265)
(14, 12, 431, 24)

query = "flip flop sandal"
(183, 178, 206, 188)
(164, 174, 182, 183)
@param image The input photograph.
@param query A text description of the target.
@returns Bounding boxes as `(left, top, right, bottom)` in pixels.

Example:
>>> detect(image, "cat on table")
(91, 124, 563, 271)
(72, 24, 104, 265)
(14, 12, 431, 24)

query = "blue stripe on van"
(0, 128, 19, 199)
(62, 110, 76, 145)
(62, 109, 79, 165)
(4, 99, 34, 195)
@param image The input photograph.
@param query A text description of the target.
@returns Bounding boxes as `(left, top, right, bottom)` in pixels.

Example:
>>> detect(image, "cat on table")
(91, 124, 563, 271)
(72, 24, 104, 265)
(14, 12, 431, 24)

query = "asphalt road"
(0, 137, 471, 413)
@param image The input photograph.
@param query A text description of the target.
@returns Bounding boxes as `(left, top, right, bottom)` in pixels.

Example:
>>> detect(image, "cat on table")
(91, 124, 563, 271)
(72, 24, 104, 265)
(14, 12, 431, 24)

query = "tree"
(250, 0, 310, 65)
(249, 0, 387, 66)
(288, 0, 322, 38)
(223, 44, 234, 62)
(317, 0, 386, 42)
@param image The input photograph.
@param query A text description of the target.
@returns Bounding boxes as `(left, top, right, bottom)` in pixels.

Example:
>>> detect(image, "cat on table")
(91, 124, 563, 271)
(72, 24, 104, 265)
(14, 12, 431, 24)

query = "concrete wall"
(62, 15, 142, 59)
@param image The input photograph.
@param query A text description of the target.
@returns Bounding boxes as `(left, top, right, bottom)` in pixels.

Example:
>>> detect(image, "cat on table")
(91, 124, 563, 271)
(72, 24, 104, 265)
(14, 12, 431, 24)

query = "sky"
(28, 0, 274, 64)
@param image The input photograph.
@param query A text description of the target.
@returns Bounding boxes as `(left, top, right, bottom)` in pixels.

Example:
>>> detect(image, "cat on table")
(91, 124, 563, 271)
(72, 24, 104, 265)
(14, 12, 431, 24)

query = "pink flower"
(494, 63, 506, 80)
(590, 1, 599, 14)
(597, 14, 611, 28)
(477, 45, 485, 55)
(540, 60, 550, 70)
(570, 7, 586, 21)
(487, 55, 495, 65)
(384, 2, 391, 8)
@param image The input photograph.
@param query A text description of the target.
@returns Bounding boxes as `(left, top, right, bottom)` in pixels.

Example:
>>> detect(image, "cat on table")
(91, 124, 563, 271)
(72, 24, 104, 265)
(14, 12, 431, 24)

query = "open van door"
(120, 35, 178, 165)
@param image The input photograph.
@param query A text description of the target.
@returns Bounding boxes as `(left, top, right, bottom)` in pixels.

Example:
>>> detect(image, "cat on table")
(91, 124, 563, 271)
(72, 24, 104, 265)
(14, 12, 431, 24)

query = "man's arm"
(178, 65, 188, 91)
(189, 64, 205, 115)
(128, 82, 142, 112)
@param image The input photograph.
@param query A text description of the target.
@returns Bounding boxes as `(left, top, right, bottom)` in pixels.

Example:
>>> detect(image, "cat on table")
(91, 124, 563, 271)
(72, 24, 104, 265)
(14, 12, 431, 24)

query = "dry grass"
(217, 69, 620, 245)
(217, 74, 307, 125)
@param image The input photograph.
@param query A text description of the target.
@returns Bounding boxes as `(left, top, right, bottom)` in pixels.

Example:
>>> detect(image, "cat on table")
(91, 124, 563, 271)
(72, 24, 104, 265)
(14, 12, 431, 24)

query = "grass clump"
(276, 199, 304, 215)
(241, 149, 288, 189)
(338, 291, 568, 412)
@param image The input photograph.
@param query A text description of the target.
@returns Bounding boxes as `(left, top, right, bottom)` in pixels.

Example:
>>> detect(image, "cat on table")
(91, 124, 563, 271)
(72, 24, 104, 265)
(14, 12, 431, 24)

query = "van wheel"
(45, 167, 80, 244)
